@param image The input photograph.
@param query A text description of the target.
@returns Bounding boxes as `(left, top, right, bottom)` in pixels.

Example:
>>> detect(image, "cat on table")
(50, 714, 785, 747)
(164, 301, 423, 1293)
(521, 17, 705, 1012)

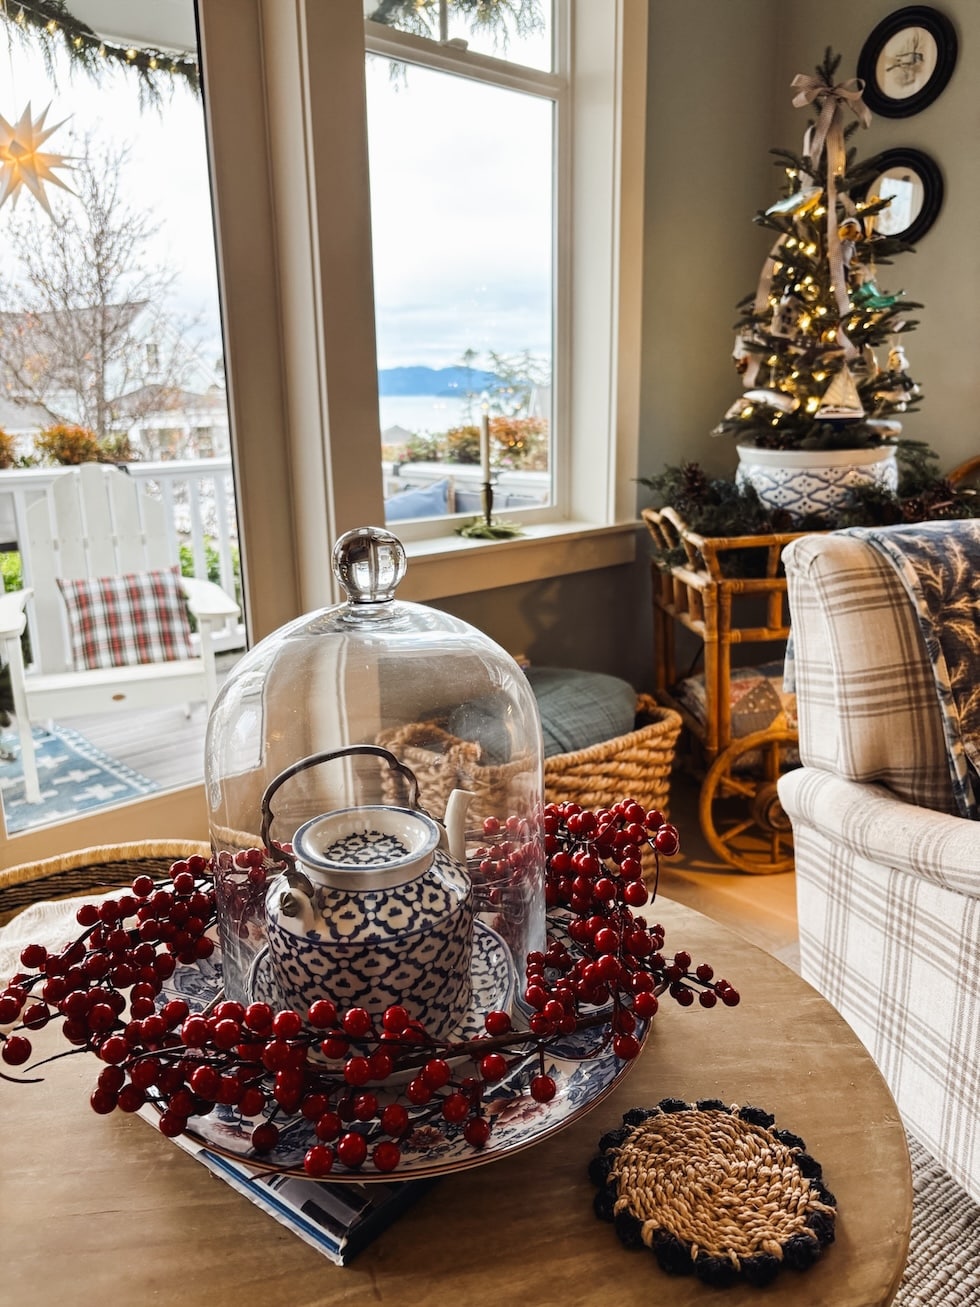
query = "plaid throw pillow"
(57, 567, 194, 671)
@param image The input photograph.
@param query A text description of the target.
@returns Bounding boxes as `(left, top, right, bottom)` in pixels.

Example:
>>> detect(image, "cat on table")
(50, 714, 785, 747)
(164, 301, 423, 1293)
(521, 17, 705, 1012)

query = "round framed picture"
(857, 148, 944, 244)
(857, 6, 958, 117)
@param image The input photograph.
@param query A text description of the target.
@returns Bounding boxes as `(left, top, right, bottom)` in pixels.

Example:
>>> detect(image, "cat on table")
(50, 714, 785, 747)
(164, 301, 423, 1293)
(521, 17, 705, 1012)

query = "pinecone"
(900, 496, 926, 522)
(679, 461, 709, 505)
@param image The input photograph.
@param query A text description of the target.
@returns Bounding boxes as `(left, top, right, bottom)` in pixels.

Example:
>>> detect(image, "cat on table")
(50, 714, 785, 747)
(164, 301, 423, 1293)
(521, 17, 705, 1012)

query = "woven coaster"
(590, 1099, 837, 1288)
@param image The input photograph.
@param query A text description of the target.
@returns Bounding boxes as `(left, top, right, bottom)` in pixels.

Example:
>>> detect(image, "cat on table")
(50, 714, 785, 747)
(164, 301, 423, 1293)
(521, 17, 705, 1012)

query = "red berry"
(480, 1052, 508, 1083)
(463, 1117, 492, 1148)
(304, 1145, 335, 1177)
(239, 1087, 267, 1117)
(117, 1083, 147, 1113)
(633, 991, 659, 1020)
(315, 1110, 342, 1142)
(612, 1033, 641, 1060)
(19, 943, 47, 969)
(365, 1049, 392, 1080)
(251, 1121, 280, 1153)
(180, 1015, 210, 1048)
(271, 1009, 303, 1039)
(320, 1036, 349, 1060)
(21, 1002, 51, 1030)
(190, 1065, 222, 1099)
(482, 1010, 512, 1041)
(0, 994, 24, 1024)
(654, 825, 680, 856)
(341, 1007, 373, 1038)
(530, 1074, 557, 1103)
(622, 881, 649, 908)
(2, 1035, 32, 1066)
(158, 1110, 187, 1137)
(353, 1092, 378, 1122)
(441, 1092, 470, 1124)
(308, 999, 338, 1028)
(344, 1056, 371, 1086)
(89, 1086, 118, 1114)
(98, 1035, 130, 1064)
(405, 1077, 432, 1106)
(336, 1131, 368, 1168)
(381, 1004, 409, 1034)
(380, 1103, 409, 1136)
(372, 1140, 401, 1173)
(243, 1002, 274, 1033)
(421, 1058, 451, 1089)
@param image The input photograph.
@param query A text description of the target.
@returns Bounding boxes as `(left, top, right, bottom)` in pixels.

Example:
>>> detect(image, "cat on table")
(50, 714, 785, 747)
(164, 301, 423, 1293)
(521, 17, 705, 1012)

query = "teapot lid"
(292, 805, 441, 891)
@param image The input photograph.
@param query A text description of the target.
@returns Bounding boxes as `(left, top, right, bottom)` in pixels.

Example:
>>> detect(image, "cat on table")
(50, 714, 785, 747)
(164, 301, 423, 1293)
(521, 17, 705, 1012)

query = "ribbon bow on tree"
(790, 70, 872, 325)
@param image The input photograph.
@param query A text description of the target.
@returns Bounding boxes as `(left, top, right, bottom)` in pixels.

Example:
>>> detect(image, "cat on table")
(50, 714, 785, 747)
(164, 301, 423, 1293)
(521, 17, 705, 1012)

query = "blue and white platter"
(152, 918, 647, 1182)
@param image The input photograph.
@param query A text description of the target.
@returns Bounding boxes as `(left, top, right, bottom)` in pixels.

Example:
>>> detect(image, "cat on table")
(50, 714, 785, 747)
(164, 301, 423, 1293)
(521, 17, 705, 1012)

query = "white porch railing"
(0, 458, 245, 662)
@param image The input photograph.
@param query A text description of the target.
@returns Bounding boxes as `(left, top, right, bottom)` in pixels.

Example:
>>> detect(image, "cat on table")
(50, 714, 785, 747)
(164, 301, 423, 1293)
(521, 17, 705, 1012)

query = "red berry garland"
(0, 800, 739, 1175)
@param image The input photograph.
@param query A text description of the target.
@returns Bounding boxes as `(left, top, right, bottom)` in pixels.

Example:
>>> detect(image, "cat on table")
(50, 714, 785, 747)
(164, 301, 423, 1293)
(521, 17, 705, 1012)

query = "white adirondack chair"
(0, 463, 240, 804)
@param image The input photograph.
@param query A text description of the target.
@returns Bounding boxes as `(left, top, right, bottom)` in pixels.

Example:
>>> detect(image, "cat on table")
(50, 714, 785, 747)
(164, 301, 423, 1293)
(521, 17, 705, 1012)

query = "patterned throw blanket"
(844, 522, 980, 820)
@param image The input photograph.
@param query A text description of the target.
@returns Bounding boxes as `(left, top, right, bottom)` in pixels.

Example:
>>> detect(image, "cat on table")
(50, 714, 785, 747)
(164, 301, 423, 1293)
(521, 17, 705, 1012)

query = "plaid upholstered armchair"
(778, 522, 980, 1205)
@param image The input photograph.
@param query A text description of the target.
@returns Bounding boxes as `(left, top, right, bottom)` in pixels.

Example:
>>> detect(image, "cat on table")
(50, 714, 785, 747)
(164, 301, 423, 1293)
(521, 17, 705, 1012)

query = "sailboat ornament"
(815, 361, 864, 422)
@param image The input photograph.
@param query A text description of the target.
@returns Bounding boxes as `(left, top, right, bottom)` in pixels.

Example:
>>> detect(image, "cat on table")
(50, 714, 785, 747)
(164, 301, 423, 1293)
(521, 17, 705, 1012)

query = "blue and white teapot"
(259, 745, 474, 1040)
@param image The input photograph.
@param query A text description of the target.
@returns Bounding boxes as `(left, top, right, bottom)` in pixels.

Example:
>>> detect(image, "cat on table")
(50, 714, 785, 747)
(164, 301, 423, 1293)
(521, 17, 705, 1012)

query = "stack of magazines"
(146, 1111, 434, 1265)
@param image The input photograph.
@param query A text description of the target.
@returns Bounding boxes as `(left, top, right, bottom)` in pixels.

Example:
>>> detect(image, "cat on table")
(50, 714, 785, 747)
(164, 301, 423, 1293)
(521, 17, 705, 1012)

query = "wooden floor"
(15, 694, 802, 970)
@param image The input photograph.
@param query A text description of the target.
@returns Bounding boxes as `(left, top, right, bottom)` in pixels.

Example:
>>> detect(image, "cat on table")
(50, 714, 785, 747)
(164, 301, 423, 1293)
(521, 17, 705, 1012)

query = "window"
(203, 0, 647, 609)
(364, 6, 557, 529)
(1, 0, 646, 864)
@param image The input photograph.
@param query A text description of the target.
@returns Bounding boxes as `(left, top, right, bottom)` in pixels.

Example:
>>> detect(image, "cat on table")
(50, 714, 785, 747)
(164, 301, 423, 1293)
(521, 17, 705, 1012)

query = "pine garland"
(0, 0, 199, 99)
(641, 446, 979, 570)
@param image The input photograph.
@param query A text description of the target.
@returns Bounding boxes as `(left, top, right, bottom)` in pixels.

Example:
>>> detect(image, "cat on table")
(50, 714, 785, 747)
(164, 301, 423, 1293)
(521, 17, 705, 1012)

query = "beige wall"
(444, 0, 978, 692)
(644, 0, 979, 475)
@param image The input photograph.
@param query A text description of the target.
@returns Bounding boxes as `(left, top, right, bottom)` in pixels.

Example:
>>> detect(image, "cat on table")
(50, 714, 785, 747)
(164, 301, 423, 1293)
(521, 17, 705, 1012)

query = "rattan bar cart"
(642, 506, 807, 875)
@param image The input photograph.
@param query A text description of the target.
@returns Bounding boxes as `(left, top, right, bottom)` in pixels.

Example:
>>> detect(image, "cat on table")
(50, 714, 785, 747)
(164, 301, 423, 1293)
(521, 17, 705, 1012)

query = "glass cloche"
(205, 526, 546, 1012)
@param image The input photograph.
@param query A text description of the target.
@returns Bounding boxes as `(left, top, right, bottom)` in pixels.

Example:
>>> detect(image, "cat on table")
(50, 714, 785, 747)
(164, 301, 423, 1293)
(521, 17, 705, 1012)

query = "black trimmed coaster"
(589, 1099, 837, 1288)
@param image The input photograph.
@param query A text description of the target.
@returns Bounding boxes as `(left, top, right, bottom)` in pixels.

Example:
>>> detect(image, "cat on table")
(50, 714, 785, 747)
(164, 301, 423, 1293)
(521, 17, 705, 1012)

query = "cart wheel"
(698, 728, 798, 875)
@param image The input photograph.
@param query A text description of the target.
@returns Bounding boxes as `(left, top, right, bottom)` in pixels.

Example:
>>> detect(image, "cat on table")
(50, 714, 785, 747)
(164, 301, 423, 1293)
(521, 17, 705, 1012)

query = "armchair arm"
(178, 575, 240, 622)
(0, 588, 29, 641)
(778, 767, 980, 899)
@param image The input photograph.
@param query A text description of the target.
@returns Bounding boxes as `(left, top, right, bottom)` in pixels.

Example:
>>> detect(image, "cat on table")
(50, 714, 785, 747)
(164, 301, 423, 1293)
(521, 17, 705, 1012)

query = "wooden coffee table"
(1, 898, 911, 1305)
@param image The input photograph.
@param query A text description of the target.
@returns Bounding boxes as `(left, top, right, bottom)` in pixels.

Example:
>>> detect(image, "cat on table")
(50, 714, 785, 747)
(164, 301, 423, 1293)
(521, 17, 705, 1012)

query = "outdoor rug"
(0, 724, 159, 833)
(895, 1134, 980, 1306)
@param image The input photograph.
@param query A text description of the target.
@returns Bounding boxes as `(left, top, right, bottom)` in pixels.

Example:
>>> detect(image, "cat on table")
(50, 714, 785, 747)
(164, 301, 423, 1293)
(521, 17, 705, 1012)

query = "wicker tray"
(0, 840, 210, 927)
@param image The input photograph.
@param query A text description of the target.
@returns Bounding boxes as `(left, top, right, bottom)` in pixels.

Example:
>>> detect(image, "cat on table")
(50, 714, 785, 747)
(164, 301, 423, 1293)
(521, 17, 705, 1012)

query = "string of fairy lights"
(0, 0, 199, 96)
(0, 1, 199, 214)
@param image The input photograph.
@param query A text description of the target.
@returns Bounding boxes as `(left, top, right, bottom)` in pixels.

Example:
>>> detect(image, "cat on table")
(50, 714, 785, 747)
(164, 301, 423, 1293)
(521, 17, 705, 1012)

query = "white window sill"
(398, 520, 638, 601)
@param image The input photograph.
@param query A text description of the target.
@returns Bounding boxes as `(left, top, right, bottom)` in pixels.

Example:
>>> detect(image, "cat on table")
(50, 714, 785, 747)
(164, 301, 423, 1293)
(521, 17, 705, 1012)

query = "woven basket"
(0, 840, 210, 927)
(375, 720, 532, 822)
(377, 696, 682, 824)
(544, 695, 682, 814)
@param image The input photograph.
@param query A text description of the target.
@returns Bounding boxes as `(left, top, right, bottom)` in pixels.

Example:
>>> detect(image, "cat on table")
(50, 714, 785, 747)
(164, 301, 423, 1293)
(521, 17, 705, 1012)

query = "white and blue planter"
(736, 443, 899, 524)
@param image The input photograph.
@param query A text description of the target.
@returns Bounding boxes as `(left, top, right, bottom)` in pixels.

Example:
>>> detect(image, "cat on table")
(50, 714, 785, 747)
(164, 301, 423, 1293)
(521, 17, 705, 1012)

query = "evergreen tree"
(714, 50, 923, 453)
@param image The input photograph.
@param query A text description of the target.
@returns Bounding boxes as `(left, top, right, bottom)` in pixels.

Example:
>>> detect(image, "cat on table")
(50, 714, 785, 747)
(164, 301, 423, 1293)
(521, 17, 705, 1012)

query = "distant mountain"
(377, 365, 498, 397)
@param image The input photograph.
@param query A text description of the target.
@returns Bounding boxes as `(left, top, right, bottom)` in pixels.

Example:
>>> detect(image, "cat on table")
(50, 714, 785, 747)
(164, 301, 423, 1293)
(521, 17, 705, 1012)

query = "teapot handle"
(259, 745, 423, 874)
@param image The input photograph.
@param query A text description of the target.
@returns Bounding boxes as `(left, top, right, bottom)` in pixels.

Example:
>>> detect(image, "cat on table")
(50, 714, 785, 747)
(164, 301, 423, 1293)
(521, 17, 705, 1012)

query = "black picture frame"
(857, 6, 958, 117)
(856, 148, 944, 244)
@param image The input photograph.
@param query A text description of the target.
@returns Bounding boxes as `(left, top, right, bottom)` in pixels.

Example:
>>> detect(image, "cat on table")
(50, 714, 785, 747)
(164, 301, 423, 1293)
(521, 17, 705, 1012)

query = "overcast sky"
(1, 16, 553, 377)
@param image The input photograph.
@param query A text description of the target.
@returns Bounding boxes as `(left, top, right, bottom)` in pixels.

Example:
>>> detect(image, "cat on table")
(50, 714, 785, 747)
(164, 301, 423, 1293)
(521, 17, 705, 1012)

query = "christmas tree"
(714, 50, 923, 453)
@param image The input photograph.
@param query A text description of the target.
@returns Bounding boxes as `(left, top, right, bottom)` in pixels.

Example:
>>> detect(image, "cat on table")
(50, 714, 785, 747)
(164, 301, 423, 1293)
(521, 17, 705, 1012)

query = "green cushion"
(526, 667, 637, 759)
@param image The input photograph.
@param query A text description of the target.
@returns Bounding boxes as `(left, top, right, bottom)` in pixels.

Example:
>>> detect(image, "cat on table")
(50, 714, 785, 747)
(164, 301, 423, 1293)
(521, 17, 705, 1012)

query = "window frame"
(204, 0, 647, 614)
(0, 0, 647, 864)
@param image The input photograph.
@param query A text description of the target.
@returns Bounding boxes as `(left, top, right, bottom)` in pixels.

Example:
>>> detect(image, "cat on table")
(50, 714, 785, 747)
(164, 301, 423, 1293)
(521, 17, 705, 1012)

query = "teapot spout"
(442, 788, 476, 863)
(276, 874, 318, 936)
